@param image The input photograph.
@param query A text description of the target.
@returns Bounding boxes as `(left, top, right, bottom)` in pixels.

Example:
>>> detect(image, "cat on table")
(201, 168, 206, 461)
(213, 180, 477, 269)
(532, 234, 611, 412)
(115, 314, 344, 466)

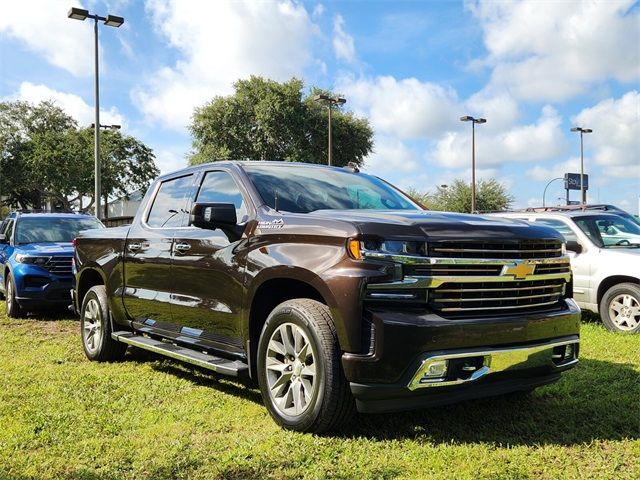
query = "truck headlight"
(15, 254, 51, 266)
(362, 239, 426, 256)
(561, 242, 567, 255)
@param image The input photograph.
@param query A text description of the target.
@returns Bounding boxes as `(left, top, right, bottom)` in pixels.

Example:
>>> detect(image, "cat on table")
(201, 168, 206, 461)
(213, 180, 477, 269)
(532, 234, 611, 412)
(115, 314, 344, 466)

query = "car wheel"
(80, 285, 128, 361)
(5, 273, 23, 318)
(599, 282, 640, 333)
(257, 299, 355, 433)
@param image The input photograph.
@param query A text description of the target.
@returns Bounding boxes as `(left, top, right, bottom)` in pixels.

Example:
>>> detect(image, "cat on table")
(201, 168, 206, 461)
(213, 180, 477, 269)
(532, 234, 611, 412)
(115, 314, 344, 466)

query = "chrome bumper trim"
(407, 337, 579, 391)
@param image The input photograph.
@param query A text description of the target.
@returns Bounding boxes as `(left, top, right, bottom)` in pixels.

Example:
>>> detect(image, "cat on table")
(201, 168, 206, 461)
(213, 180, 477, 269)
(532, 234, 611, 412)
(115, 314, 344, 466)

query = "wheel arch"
(245, 271, 339, 378)
(597, 275, 640, 305)
(76, 268, 106, 309)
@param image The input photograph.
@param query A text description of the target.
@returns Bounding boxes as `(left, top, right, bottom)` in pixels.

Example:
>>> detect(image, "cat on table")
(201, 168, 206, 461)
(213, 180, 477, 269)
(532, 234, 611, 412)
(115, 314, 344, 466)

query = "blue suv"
(0, 212, 103, 317)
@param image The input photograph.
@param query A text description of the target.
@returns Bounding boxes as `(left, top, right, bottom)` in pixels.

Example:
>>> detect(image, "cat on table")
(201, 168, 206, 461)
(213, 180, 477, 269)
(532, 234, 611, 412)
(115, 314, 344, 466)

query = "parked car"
(74, 162, 580, 433)
(0, 211, 104, 317)
(520, 204, 640, 226)
(492, 211, 640, 333)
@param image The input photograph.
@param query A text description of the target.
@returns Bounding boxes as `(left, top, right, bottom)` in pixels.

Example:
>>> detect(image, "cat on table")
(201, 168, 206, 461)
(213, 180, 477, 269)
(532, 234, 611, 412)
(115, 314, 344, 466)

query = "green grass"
(0, 311, 638, 480)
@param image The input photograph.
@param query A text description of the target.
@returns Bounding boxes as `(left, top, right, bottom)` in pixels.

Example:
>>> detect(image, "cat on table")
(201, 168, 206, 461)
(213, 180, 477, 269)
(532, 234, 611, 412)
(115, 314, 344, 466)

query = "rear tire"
(599, 283, 640, 333)
(257, 299, 355, 433)
(80, 285, 128, 361)
(5, 273, 23, 318)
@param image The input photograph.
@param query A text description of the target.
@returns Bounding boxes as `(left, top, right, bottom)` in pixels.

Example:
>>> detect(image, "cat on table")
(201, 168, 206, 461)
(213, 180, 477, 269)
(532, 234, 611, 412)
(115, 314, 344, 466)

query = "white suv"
(492, 211, 640, 333)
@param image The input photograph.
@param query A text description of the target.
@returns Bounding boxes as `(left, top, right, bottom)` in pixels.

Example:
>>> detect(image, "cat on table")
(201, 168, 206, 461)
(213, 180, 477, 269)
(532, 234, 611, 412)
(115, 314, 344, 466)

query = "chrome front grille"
(364, 251, 572, 317)
(429, 279, 565, 314)
(428, 240, 562, 259)
(44, 256, 73, 276)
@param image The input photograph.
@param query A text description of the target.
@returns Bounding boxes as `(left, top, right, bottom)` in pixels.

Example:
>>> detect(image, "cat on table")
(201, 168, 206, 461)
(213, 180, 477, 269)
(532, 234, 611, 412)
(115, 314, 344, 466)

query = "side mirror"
(566, 240, 583, 254)
(0, 233, 7, 244)
(190, 202, 237, 230)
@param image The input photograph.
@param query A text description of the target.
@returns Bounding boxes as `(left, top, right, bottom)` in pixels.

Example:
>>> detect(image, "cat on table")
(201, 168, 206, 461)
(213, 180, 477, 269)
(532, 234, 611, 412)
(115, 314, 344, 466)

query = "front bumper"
(342, 298, 581, 413)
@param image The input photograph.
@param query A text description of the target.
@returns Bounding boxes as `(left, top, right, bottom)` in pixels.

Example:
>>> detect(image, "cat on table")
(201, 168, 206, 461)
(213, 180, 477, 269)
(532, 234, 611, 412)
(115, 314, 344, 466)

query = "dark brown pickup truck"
(73, 161, 580, 432)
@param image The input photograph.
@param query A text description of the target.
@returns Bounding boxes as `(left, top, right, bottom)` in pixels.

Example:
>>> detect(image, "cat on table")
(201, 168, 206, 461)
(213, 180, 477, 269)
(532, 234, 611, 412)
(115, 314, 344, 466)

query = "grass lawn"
(0, 311, 638, 480)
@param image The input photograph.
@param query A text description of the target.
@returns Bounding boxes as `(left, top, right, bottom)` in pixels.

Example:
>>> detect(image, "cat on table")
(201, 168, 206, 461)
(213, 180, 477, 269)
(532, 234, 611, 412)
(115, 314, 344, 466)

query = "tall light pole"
(570, 126, 593, 204)
(460, 115, 486, 213)
(68, 7, 124, 220)
(314, 94, 346, 166)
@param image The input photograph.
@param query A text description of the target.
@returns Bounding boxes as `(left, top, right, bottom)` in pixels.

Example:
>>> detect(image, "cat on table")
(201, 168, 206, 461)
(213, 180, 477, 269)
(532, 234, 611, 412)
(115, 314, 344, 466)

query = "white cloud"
(336, 75, 461, 139)
(465, 91, 520, 131)
(154, 148, 188, 175)
(132, 0, 319, 130)
(0, 1, 96, 77)
(361, 136, 419, 175)
(333, 15, 356, 63)
(468, 0, 639, 101)
(10, 82, 125, 127)
(312, 4, 325, 17)
(429, 105, 567, 168)
(526, 157, 582, 182)
(572, 91, 640, 175)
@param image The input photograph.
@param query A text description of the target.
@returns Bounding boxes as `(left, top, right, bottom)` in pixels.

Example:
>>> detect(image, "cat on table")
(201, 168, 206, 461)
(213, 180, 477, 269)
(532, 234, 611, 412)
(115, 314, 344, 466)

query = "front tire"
(257, 299, 355, 433)
(5, 273, 23, 318)
(80, 285, 128, 361)
(599, 282, 640, 333)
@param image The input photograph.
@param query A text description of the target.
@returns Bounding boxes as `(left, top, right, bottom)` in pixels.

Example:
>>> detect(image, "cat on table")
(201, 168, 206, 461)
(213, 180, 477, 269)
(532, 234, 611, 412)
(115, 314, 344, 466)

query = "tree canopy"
(0, 100, 158, 216)
(189, 76, 373, 167)
(407, 179, 514, 213)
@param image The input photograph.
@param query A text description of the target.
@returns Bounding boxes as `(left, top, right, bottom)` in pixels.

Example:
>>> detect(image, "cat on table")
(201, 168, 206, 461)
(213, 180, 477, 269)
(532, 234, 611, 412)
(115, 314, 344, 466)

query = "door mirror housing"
(190, 203, 237, 230)
(565, 240, 583, 254)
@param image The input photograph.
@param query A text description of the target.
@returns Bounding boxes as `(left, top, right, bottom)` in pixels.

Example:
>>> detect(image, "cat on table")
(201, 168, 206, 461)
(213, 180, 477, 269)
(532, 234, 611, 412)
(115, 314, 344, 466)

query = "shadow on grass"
(133, 353, 639, 446)
(343, 358, 640, 445)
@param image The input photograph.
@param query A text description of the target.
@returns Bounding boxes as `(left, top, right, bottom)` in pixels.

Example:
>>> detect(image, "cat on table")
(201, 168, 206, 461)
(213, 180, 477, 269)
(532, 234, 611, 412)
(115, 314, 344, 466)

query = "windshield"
(15, 217, 104, 244)
(243, 164, 420, 213)
(573, 215, 640, 248)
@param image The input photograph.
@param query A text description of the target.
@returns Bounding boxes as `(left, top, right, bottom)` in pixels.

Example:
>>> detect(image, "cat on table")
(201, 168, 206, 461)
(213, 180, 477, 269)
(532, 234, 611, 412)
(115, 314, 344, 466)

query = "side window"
(146, 175, 194, 228)
(196, 171, 248, 222)
(534, 219, 578, 242)
(2, 219, 15, 241)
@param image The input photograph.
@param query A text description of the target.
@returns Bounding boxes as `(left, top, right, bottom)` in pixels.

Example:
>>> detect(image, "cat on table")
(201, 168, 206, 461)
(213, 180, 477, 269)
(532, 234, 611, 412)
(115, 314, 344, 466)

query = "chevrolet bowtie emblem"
(502, 262, 536, 279)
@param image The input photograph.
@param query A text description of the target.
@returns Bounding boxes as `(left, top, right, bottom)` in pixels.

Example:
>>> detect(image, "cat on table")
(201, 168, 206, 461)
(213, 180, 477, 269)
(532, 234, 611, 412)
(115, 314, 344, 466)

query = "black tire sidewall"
(80, 286, 111, 360)
(257, 303, 328, 431)
(5, 273, 22, 318)
(599, 283, 640, 333)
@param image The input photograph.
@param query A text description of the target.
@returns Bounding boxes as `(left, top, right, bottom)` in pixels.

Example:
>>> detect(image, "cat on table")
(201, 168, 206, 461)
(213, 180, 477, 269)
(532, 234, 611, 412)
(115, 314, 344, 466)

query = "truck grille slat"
(429, 279, 565, 315)
(428, 240, 562, 259)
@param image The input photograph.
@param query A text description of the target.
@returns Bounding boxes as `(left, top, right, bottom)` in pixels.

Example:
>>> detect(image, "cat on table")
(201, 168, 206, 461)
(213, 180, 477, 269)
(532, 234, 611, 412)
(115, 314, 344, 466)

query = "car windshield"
(573, 215, 640, 248)
(15, 217, 104, 244)
(243, 164, 420, 213)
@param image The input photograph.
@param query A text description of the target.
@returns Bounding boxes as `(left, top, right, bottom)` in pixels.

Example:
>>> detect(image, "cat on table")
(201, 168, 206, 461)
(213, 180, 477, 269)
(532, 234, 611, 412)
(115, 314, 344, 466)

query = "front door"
(170, 169, 251, 354)
(123, 173, 196, 332)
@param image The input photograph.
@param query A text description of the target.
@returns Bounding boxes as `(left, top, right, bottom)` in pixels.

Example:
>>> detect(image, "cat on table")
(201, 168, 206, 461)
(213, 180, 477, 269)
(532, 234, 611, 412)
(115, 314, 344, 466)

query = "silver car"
(492, 211, 640, 333)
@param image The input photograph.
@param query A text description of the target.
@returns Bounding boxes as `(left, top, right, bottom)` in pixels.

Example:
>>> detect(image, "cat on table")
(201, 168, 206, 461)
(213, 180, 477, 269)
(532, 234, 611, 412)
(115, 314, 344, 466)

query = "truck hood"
(307, 209, 564, 241)
(16, 242, 74, 255)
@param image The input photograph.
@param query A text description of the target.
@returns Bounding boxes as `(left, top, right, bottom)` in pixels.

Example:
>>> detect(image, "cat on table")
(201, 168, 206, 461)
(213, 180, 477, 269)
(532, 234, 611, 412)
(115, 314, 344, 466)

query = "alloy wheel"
(608, 293, 640, 331)
(83, 298, 103, 353)
(265, 322, 318, 417)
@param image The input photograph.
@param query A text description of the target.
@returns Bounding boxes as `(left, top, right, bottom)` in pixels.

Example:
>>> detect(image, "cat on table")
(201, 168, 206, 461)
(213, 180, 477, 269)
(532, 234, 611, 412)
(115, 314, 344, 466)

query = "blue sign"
(564, 173, 589, 191)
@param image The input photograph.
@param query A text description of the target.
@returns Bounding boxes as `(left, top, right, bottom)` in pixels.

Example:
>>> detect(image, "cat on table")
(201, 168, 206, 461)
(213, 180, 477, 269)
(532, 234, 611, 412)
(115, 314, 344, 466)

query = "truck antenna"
(274, 191, 279, 212)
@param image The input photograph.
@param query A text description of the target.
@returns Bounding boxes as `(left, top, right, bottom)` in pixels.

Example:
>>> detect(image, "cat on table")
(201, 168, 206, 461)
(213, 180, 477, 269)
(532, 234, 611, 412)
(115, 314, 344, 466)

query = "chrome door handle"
(175, 243, 191, 253)
(128, 242, 141, 252)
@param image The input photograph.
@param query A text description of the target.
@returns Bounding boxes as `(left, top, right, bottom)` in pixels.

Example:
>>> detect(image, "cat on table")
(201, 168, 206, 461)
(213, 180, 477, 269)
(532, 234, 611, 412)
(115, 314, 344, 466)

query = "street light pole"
(68, 7, 124, 220)
(542, 177, 563, 208)
(460, 115, 486, 213)
(570, 126, 593, 205)
(314, 94, 346, 166)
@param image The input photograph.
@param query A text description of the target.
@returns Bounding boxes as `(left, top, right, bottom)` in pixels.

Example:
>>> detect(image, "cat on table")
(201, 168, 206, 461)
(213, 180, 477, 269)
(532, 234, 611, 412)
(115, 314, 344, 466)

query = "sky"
(1, 0, 639, 212)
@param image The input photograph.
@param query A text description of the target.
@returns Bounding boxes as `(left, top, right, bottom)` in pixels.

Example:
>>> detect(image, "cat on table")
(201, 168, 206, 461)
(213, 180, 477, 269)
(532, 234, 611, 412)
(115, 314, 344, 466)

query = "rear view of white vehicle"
(492, 211, 640, 333)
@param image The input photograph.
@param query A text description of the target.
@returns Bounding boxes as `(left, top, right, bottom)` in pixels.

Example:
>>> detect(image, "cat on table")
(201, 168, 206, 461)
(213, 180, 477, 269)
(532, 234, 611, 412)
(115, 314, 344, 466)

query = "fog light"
(419, 360, 448, 383)
(563, 344, 574, 361)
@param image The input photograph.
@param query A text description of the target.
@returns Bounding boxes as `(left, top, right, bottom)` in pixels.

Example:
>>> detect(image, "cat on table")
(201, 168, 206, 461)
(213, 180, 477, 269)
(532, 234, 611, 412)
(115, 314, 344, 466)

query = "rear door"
(169, 169, 252, 354)
(123, 173, 196, 331)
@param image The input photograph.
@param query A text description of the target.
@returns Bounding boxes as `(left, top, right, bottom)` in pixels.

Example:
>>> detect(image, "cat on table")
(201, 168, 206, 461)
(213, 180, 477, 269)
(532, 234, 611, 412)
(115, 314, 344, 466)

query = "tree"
(189, 76, 373, 167)
(0, 100, 159, 215)
(407, 179, 514, 213)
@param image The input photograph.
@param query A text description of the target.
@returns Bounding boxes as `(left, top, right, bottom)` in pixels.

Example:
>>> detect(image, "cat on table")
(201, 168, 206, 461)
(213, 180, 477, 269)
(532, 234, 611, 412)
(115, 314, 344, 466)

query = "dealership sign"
(564, 173, 589, 191)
